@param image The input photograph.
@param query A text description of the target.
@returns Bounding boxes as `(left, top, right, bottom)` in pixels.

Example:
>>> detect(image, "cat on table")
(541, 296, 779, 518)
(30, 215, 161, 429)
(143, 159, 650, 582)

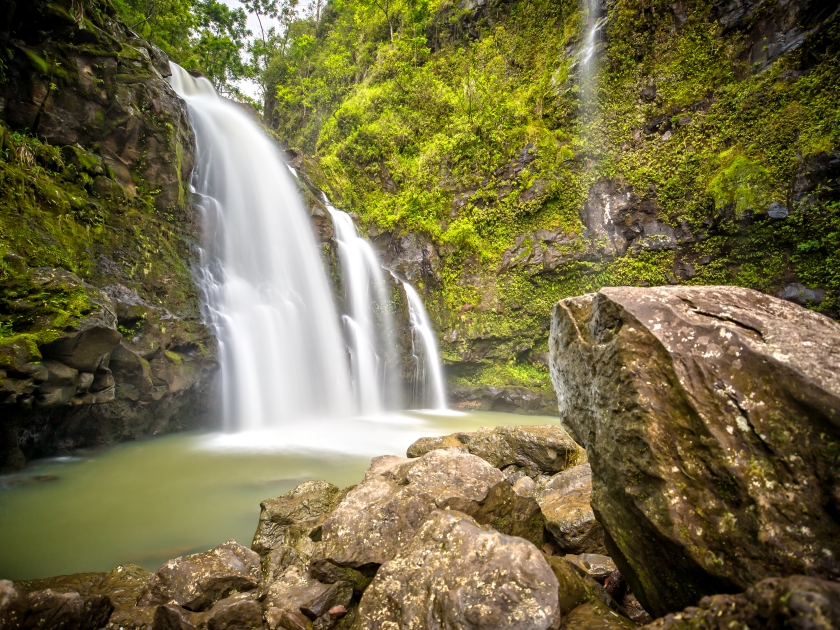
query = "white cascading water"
(402, 282, 447, 410)
(168, 64, 354, 429)
(327, 203, 402, 413)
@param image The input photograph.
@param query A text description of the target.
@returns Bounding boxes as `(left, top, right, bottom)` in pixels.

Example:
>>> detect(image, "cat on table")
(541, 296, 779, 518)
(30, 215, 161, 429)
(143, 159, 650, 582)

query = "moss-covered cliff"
(267, 0, 839, 404)
(0, 0, 218, 470)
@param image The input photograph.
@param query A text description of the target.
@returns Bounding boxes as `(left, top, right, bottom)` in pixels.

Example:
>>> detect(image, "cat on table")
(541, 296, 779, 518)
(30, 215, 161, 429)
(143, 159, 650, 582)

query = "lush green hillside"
(264, 0, 840, 394)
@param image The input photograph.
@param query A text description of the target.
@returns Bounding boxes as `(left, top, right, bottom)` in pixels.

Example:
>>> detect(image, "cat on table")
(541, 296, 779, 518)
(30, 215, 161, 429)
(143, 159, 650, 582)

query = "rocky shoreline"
(2, 285, 839, 629)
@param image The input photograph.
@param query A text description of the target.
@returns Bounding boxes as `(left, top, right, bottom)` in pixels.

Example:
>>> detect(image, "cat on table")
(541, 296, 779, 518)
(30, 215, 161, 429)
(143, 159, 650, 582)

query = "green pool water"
(0, 410, 558, 580)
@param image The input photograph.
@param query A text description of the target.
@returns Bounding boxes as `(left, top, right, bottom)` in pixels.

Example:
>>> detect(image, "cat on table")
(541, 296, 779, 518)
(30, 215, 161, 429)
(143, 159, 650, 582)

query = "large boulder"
(355, 510, 560, 630)
(549, 286, 840, 616)
(644, 575, 840, 629)
(137, 541, 262, 612)
(535, 464, 606, 555)
(321, 449, 549, 569)
(406, 425, 585, 475)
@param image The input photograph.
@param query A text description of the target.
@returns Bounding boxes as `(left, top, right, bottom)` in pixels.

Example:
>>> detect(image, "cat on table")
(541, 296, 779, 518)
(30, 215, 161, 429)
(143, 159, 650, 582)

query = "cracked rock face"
(355, 510, 559, 630)
(548, 285, 840, 617)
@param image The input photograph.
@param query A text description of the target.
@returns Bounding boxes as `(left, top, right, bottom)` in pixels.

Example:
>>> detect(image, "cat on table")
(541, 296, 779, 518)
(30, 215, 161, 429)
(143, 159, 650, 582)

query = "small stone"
(277, 610, 312, 630)
(767, 201, 789, 219)
(327, 605, 346, 617)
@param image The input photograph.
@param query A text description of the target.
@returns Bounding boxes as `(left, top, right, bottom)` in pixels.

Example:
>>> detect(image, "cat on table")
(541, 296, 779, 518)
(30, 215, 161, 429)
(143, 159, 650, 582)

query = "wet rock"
(23, 590, 87, 630)
(549, 285, 840, 616)
(299, 582, 352, 620)
(603, 571, 627, 603)
(152, 593, 263, 630)
(777, 281, 825, 306)
(252, 481, 345, 557)
(535, 464, 606, 555)
(791, 150, 840, 208)
(355, 510, 559, 630)
(40, 321, 120, 375)
(406, 425, 584, 476)
(466, 425, 583, 474)
(382, 232, 442, 286)
(644, 575, 840, 629)
(308, 557, 371, 598)
(138, 541, 262, 611)
(261, 568, 331, 627)
(405, 433, 470, 458)
(563, 601, 636, 630)
(543, 555, 604, 616)
(261, 546, 309, 584)
(16, 564, 151, 615)
(622, 594, 653, 625)
(469, 474, 547, 547)
(0, 580, 28, 630)
(543, 555, 640, 627)
(104, 605, 156, 630)
(448, 385, 558, 415)
(564, 554, 618, 583)
(581, 180, 685, 259)
(321, 450, 505, 568)
(0, 583, 114, 630)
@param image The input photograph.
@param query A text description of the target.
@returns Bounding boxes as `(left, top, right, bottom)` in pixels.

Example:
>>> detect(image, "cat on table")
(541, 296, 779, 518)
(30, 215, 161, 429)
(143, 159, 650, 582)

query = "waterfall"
(327, 204, 402, 413)
(402, 282, 447, 410)
(168, 64, 353, 429)
(579, 0, 605, 113)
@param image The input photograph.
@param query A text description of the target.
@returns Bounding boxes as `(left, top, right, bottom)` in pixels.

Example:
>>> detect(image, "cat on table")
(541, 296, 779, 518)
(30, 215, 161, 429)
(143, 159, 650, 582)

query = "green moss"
(449, 362, 553, 393)
(0, 127, 200, 345)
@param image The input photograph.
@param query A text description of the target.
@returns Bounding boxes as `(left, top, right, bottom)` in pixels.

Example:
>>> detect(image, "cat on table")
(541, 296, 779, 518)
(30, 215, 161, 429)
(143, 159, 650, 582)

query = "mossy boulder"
(549, 285, 840, 616)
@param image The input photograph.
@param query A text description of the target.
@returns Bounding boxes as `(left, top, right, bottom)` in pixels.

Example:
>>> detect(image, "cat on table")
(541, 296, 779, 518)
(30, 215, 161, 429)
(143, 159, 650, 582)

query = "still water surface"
(0, 411, 556, 580)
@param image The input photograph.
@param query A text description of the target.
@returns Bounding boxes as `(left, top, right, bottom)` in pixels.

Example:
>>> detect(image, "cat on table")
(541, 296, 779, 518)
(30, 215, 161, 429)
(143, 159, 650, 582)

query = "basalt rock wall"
(0, 0, 218, 471)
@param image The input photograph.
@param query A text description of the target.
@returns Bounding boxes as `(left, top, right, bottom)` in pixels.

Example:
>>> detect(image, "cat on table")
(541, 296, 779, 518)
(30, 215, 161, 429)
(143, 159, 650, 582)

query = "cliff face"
(271, 0, 840, 407)
(0, 0, 218, 471)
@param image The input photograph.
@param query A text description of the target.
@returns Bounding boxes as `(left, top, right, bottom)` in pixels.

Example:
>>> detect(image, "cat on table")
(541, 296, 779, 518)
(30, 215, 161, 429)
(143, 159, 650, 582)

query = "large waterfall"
(169, 64, 446, 427)
(169, 65, 354, 429)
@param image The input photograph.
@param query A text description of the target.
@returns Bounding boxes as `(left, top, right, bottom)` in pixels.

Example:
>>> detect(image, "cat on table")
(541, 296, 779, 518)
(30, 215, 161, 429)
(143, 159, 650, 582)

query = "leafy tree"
(192, 0, 250, 93)
(112, 0, 251, 96)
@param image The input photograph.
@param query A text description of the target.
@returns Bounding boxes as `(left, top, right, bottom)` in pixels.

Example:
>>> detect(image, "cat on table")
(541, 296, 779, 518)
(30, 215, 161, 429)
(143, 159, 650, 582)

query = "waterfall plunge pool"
(0, 410, 559, 580)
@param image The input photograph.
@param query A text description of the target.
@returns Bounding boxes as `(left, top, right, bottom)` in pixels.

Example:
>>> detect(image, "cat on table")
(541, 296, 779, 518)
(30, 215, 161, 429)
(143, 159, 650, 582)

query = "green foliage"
(263, 0, 839, 391)
(112, 0, 251, 94)
(0, 125, 201, 343)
